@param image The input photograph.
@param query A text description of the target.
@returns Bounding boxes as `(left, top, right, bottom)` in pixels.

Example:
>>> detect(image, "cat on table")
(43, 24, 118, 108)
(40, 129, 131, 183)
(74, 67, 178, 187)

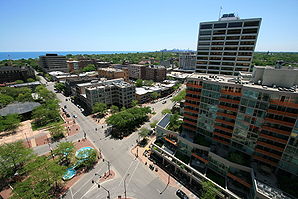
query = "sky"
(0, 0, 298, 52)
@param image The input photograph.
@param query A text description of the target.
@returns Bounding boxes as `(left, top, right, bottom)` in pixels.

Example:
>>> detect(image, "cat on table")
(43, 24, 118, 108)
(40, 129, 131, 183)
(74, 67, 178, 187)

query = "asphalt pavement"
(36, 76, 181, 199)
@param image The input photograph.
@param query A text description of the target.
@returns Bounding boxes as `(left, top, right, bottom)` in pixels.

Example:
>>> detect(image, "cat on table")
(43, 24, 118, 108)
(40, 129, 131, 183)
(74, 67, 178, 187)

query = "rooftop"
(98, 67, 123, 72)
(0, 102, 41, 116)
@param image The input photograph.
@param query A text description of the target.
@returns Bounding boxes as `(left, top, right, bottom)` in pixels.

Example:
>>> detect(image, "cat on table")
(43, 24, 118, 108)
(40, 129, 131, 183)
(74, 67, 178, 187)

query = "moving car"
(73, 115, 78, 118)
(176, 189, 189, 199)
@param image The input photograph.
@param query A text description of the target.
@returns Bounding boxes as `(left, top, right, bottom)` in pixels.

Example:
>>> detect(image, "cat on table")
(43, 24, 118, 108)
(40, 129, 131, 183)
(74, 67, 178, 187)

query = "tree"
(143, 80, 154, 86)
(92, 102, 107, 116)
(0, 141, 34, 180)
(13, 156, 66, 199)
(131, 99, 138, 107)
(16, 92, 33, 102)
(32, 100, 60, 128)
(167, 113, 183, 132)
(161, 108, 171, 115)
(53, 142, 75, 165)
(200, 181, 218, 199)
(138, 128, 150, 140)
(110, 105, 119, 114)
(135, 79, 143, 87)
(15, 80, 24, 84)
(54, 82, 66, 93)
(48, 124, 65, 141)
(82, 64, 96, 72)
(150, 120, 158, 128)
(0, 114, 21, 133)
(26, 78, 35, 83)
(35, 85, 56, 101)
(77, 149, 98, 170)
(151, 92, 160, 100)
(0, 94, 14, 108)
(171, 89, 186, 102)
(172, 83, 182, 90)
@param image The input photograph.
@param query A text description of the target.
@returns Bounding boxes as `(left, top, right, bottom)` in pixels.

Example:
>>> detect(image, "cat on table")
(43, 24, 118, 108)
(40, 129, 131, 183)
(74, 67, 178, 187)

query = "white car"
(73, 115, 78, 118)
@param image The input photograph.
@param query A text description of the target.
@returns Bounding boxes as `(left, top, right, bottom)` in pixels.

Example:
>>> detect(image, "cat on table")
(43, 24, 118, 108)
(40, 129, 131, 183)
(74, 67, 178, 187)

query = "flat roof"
(0, 102, 41, 116)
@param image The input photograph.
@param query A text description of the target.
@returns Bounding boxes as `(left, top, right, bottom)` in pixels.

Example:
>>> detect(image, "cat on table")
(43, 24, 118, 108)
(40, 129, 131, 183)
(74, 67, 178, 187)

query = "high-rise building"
(39, 54, 68, 73)
(152, 66, 298, 199)
(179, 52, 196, 71)
(196, 13, 261, 75)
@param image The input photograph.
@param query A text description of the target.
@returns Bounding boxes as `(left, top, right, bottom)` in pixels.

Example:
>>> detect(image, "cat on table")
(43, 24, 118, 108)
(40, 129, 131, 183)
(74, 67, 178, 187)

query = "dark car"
(176, 189, 189, 199)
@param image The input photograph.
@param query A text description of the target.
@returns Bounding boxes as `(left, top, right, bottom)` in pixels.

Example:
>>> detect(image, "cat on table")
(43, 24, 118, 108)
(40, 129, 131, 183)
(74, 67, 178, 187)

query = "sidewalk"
(131, 137, 198, 199)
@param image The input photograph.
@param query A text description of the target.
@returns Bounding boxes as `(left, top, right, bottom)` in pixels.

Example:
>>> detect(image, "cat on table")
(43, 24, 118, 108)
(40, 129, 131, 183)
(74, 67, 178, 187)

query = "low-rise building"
(76, 78, 135, 112)
(98, 68, 128, 81)
(144, 65, 166, 82)
(39, 54, 68, 73)
(0, 66, 35, 83)
(179, 52, 196, 71)
(67, 60, 79, 72)
(65, 76, 99, 96)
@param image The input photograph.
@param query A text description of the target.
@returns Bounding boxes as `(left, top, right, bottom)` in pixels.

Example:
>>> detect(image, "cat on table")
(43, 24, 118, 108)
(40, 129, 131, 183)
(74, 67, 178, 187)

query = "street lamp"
(160, 164, 171, 194)
(124, 174, 130, 199)
(103, 159, 111, 176)
(91, 180, 110, 199)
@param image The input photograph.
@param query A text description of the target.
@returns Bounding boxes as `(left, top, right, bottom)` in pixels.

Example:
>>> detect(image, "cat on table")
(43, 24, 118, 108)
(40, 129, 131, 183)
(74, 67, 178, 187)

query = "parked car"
(73, 115, 78, 118)
(162, 101, 166, 104)
(176, 189, 189, 199)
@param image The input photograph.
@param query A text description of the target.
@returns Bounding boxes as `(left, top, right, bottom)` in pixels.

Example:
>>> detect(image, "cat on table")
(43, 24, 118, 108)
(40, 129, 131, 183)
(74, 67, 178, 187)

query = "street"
(37, 76, 182, 199)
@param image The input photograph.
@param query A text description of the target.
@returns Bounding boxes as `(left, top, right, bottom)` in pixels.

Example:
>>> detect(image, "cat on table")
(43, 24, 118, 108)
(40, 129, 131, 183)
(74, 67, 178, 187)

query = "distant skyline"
(1, 0, 298, 52)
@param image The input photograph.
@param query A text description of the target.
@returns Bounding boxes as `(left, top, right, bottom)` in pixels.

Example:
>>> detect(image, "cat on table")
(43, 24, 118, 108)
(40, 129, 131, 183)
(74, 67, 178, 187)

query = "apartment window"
(214, 23, 227, 28)
(210, 52, 222, 55)
(200, 30, 212, 35)
(199, 42, 211, 46)
(212, 36, 225, 40)
(242, 28, 258, 34)
(228, 22, 243, 28)
(239, 47, 253, 51)
(227, 29, 241, 34)
(223, 57, 236, 61)
(213, 30, 226, 35)
(211, 47, 223, 50)
(222, 62, 234, 66)
(224, 47, 238, 51)
(198, 52, 209, 55)
(240, 41, 255, 45)
(197, 57, 208, 60)
(199, 37, 211, 41)
(198, 47, 209, 50)
(237, 57, 251, 61)
(221, 67, 234, 71)
(210, 57, 221, 60)
(197, 61, 208, 64)
(209, 61, 221, 65)
(241, 35, 256, 40)
(212, 42, 224, 45)
(224, 52, 237, 56)
(226, 36, 240, 40)
(244, 21, 260, 27)
(238, 52, 252, 56)
(200, 24, 213, 29)
(225, 41, 239, 45)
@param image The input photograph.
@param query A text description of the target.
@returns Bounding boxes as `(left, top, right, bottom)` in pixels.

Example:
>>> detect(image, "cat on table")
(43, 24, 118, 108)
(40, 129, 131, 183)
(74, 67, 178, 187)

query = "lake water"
(0, 51, 144, 61)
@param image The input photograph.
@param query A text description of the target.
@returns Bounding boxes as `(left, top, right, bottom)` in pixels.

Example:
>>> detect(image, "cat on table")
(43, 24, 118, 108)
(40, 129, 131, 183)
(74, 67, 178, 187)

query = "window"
(225, 41, 239, 45)
(199, 37, 211, 41)
(227, 29, 241, 34)
(241, 35, 256, 40)
(200, 30, 212, 35)
(212, 36, 225, 40)
(214, 23, 227, 28)
(213, 30, 226, 35)
(200, 24, 213, 29)
(226, 36, 240, 40)
(228, 22, 243, 28)
(242, 28, 258, 34)
(244, 21, 260, 27)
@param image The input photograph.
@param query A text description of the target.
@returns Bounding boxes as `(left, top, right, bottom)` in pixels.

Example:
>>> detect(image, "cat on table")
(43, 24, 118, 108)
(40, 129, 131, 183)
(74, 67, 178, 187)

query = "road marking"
(126, 160, 140, 189)
(117, 159, 136, 188)
(72, 165, 104, 196)
(79, 184, 96, 199)
(70, 187, 74, 199)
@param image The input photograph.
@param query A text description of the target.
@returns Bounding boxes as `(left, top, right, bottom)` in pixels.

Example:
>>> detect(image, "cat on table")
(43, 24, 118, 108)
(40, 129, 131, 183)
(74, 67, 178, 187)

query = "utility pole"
(92, 180, 110, 199)
(103, 159, 111, 176)
(124, 174, 130, 199)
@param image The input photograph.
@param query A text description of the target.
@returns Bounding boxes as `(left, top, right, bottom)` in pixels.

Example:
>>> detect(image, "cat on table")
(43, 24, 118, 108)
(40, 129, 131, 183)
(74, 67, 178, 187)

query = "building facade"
(0, 66, 35, 83)
(98, 68, 128, 81)
(39, 54, 68, 72)
(179, 52, 196, 71)
(153, 66, 298, 199)
(196, 14, 261, 76)
(127, 64, 145, 79)
(67, 60, 79, 72)
(144, 65, 167, 82)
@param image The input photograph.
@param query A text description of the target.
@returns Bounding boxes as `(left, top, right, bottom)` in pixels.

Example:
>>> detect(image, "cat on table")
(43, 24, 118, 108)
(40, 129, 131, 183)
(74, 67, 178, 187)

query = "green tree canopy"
(151, 92, 160, 100)
(110, 105, 119, 114)
(35, 85, 56, 101)
(161, 108, 171, 115)
(0, 94, 14, 108)
(54, 82, 66, 93)
(138, 128, 150, 140)
(171, 89, 186, 102)
(15, 80, 24, 84)
(77, 149, 98, 170)
(48, 124, 65, 141)
(0, 141, 34, 179)
(53, 142, 75, 165)
(150, 120, 158, 128)
(135, 79, 143, 87)
(200, 181, 218, 199)
(131, 99, 138, 107)
(92, 102, 107, 116)
(32, 99, 60, 128)
(26, 78, 35, 83)
(167, 113, 183, 132)
(0, 114, 21, 133)
(82, 64, 96, 72)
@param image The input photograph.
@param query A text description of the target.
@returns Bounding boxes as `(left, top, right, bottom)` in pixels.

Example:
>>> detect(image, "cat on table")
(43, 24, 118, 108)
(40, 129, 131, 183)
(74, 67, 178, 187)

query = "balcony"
(218, 105, 238, 112)
(214, 125, 233, 133)
(264, 117, 295, 128)
(219, 98, 240, 104)
(184, 102, 197, 108)
(186, 83, 202, 89)
(217, 112, 237, 119)
(183, 113, 197, 120)
(215, 118, 235, 127)
(186, 90, 201, 96)
(259, 133, 288, 144)
(182, 124, 196, 132)
(255, 148, 281, 160)
(164, 136, 178, 146)
(220, 90, 242, 96)
(270, 100, 298, 109)
(267, 108, 298, 118)
(256, 141, 284, 152)
(252, 155, 278, 167)
(185, 96, 200, 102)
(184, 108, 199, 114)
(183, 119, 197, 126)
(213, 131, 232, 139)
(192, 152, 209, 164)
(262, 126, 291, 136)
(227, 172, 252, 188)
(213, 137, 230, 145)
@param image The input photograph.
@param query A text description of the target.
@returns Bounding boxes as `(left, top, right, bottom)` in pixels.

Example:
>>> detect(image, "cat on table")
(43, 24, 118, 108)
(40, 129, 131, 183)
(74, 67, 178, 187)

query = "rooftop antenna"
(218, 6, 223, 20)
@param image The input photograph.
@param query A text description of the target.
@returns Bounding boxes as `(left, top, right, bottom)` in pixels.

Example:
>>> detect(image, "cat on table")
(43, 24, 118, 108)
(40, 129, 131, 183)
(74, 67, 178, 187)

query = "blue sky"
(1, 0, 297, 52)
